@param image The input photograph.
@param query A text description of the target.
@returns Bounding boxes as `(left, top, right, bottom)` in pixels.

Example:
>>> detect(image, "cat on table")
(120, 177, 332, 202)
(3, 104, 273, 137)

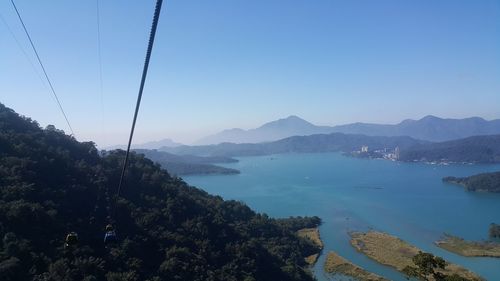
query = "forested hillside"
(0, 103, 320, 281)
(399, 135, 500, 163)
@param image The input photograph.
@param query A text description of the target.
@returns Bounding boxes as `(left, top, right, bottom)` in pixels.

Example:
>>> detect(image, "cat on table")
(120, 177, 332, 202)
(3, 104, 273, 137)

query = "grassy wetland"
(324, 251, 388, 281)
(350, 231, 482, 281)
(436, 234, 500, 257)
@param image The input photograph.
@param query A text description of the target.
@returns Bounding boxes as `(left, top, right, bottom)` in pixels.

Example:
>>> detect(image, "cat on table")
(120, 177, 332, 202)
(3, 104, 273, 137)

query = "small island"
(443, 171, 500, 193)
(349, 231, 482, 281)
(436, 234, 500, 257)
(324, 251, 388, 281)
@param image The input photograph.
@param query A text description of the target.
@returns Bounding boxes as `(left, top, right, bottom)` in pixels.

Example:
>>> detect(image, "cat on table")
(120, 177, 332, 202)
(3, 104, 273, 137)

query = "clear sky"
(1, 0, 499, 147)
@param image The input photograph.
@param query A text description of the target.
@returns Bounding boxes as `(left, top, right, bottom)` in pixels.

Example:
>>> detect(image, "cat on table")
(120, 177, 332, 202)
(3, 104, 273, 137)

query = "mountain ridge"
(195, 115, 500, 145)
(163, 132, 427, 157)
(195, 115, 325, 145)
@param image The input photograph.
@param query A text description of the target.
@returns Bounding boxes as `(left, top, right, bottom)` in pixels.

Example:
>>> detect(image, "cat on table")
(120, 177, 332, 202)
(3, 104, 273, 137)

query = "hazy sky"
(1, 0, 499, 147)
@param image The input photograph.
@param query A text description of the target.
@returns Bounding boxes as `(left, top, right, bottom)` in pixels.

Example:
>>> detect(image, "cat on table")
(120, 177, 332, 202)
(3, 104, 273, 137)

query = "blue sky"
(1, 0, 499, 147)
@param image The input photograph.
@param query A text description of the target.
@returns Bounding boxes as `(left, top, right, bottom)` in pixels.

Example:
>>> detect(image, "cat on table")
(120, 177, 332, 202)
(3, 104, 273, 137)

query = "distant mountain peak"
(464, 116, 486, 122)
(418, 115, 487, 123)
(195, 115, 324, 145)
(259, 115, 313, 129)
(400, 118, 415, 124)
(420, 115, 442, 121)
(285, 115, 304, 120)
(270, 115, 309, 123)
(221, 128, 245, 133)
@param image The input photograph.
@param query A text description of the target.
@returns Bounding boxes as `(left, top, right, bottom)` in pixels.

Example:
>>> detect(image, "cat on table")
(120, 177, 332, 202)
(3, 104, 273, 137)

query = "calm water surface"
(183, 153, 500, 281)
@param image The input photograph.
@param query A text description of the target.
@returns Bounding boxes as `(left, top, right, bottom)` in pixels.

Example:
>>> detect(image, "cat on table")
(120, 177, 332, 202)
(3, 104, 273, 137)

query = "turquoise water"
(183, 153, 500, 281)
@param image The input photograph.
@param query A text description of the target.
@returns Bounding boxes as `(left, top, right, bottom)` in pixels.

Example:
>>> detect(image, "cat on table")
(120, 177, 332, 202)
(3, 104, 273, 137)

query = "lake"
(183, 153, 500, 281)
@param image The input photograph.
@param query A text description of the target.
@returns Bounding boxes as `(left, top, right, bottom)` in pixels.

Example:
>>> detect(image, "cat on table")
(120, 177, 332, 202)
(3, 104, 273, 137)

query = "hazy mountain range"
(195, 115, 500, 145)
(106, 138, 182, 150)
(333, 115, 500, 142)
(162, 133, 500, 164)
(195, 115, 331, 145)
(163, 133, 426, 157)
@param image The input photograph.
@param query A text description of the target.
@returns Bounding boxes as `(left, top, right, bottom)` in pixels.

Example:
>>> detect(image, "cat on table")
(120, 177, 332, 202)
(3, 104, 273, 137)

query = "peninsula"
(297, 227, 323, 265)
(443, 171, 500, 193)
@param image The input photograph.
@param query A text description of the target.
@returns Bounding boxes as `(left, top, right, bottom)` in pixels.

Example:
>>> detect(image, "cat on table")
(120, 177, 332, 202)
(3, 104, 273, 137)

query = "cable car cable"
(10, 0, 75, 137)
(0, 12, 47, 88)
(114, 0, 163, 202)
(96, 0, 105, 139)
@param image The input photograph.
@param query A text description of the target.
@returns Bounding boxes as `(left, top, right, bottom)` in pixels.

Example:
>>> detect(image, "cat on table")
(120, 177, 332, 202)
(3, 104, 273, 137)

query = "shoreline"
(297, 227, 323, 266)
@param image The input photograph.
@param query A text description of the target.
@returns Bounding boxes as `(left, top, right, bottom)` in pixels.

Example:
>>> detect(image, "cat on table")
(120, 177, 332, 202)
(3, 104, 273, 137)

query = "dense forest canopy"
(0, 103, 321, 281)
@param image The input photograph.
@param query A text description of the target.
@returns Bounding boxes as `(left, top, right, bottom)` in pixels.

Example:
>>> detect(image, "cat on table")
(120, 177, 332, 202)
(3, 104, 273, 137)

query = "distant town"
(350, 146, 401, 161)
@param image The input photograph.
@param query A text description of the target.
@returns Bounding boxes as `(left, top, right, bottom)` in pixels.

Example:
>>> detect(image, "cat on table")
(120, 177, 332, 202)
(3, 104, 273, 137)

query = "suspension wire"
(0, 12, 47, 88)
(10, 0, 75, 137)
(96, 0, 105, 144)
(96, 0, 104, 98)
(115, 0, 164, 204)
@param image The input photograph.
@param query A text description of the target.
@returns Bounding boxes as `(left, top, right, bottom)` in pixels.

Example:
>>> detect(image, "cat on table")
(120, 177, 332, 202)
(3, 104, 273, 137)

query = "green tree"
(403, 251, 472, 281)
(489, 223, 500, 238)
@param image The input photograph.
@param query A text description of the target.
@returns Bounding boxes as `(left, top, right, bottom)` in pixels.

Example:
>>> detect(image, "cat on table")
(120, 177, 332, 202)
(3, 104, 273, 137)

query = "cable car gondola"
(64, 232, 79, 248)
(104, 224, 117, 245)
